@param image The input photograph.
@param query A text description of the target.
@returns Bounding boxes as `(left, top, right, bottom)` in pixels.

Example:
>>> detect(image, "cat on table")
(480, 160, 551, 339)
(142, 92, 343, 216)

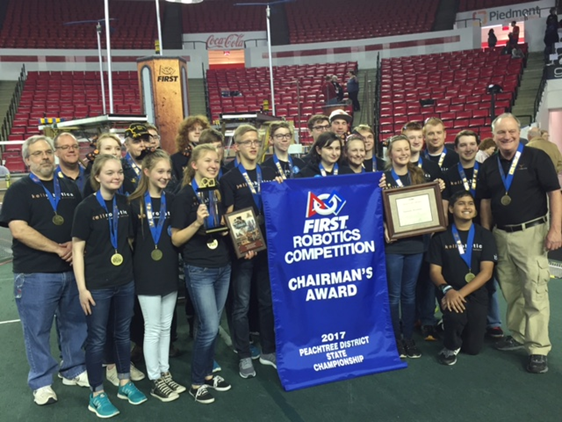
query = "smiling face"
(450, 194, 477, 222)
(55, 134, 80, 166)
(271, 127, 292, 154)
(388, 139, 411, 167)
(98, 137, 122, 158)
(317, 140, 342, 166)
(145, 158, 172, 191)
(404, 129, 424, 154)
(331, 118, 349, 137)
(493, 116, 520, 158)
(424, 123, 446, 151)
(25, 140, 55, 179)
(191, 150, 220, 179)
(95, 159, 124, 192)
(346, 139, 366, 168)
(308, 119, 330, 141)
(455, 135, 478, 163)
(357, 129, 374, 153)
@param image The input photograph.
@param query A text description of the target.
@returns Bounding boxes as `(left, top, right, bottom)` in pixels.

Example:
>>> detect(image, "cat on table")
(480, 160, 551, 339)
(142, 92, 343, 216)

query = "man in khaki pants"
(477, 113, 562, 374)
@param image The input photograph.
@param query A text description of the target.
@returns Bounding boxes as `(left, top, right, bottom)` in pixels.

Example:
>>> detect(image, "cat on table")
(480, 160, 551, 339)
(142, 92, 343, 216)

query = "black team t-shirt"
(131, 195, 179, 296)
(428, 224, 497, 302)
(425, 148, 459, 173)
(82, 158, 138, 198)
(72, 194, 134, 290)
(0, 176, 82, 273)
(170, 152, 189, 182)
(170, 184, 230, 268)
(297, 162, 355, 178)
(262, 155, 306, 179)
(362, 156, 386, 172)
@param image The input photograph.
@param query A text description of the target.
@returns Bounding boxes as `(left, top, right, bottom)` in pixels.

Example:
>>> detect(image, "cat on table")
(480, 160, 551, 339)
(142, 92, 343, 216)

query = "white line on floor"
(0, 319, 20, 325)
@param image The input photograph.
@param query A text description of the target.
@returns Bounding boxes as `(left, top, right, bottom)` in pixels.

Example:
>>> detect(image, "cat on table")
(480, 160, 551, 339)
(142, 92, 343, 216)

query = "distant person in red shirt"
(322, 75, 338, 105)
(508, 21, 520, 48)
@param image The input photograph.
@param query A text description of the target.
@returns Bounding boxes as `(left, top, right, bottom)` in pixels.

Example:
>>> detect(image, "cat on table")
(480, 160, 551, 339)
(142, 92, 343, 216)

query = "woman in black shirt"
(171, 144, 232, 404)
(298, 131, 353, 177)
(128, 150, 184, 402)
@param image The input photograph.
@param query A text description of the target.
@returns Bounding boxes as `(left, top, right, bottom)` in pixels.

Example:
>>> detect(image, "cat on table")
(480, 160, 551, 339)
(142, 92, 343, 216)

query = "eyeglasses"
(237, 140, 262, 147)
(56, 144, 80, 151)
(29, 150, 54, 158)
(313, 125, 330, 131)
(273, 133, 292, 140)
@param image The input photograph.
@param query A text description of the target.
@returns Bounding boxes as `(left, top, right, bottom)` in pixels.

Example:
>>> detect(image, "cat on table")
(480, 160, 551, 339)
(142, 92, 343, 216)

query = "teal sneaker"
(212, 360, 222, 373)
(88, 392, 120, 419)
(117, 382, 147, 405)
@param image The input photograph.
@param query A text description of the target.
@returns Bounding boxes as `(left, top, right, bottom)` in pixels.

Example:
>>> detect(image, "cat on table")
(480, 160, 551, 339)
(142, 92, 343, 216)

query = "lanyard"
(417, 157, 423, 168)
(191, 178, 218, 228)
(458, 162, 479, 195)
(319, 162, 338, 177)
(124, 152, 141, 177)
(144, 192, 167, 247)
(95, 191, 119, 252)
(273, 153, 295, 179)
(390, 168, 410, 187)
(56, 165, 85, 192)
(452, 224, 475, 272)
(237, 163, 263, 211)
(425, 149, 446, 168)
(497, 143, 524, 194)
(30, 173, 61, 215)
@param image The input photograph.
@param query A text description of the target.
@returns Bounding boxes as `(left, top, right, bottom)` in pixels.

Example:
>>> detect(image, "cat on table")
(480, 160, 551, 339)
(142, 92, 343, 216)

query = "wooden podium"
(137, 56, 190, 154)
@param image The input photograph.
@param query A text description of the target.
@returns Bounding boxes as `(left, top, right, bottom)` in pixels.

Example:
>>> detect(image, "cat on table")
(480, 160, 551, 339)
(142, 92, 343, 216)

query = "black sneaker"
(189, 385, 215, 404)
(486, 327, 504, 339)
(396, 339, 406, 359)
(421, 325, 439, 342)
(151, 378, 179, 402)
(437, 347, 460, 366)
(403, 339, 422, 358)
(494, 335, 524, 351)
(204, 375, 231, 392)
(527, 355, 548, 374)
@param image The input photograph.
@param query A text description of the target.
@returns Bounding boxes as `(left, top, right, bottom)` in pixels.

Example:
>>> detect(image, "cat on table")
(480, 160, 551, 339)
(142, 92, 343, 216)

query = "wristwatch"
(440, 285, 453, 294)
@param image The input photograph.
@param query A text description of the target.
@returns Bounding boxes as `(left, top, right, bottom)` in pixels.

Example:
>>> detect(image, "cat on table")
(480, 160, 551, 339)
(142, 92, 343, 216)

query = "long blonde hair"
(128, 150, 172, 203)
(182, 144, 219, 187)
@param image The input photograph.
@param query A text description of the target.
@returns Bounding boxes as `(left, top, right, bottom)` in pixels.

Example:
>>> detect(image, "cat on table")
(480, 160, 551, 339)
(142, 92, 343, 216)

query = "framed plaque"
(382, 181, 446, 240)
(225, 207, 267, 258)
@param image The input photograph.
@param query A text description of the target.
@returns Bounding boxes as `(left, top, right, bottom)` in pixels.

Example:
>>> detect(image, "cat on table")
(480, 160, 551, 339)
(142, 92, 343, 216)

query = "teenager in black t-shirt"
(72, 155, 147, 417)
(423, 118, 459, 173)
(171, 144, 232, 404)
(355, 124, 385, 171)
(0, 136, 87, 405)
(127, 150, 184, 402)
(381, 135, 427, 359)
(429, 191, 497, 366)
(344, 134, 367, 174)
(298, 131, 354, 177)
(170, 115, 210, 181)
(198, 127, 230, 179)
(262, 121, 305, 179)
(219, 124, 282, 379)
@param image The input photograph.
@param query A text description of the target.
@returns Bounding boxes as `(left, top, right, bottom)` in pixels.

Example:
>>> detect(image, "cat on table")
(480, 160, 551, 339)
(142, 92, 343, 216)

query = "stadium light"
(165, 0, 204, 3)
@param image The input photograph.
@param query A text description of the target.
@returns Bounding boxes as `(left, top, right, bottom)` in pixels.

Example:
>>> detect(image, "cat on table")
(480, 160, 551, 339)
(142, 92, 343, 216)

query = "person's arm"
(171, 204, 207, 247)
(545, 189, 562, 250)
(8, 220, 71, 262)
(442, 200, 449, 226)
(72, 238, 95, 315)
(480, 199, 493, 230)
(430, 263, 466, 313)
(458, 261, 494, 298)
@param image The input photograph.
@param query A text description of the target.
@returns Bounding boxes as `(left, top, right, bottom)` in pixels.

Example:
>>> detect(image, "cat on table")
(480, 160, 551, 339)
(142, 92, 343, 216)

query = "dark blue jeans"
(385, 253, 423, 340)
(14, 271, 87, 391)
(85, 281, 134, 392)
(230, 253, 275, 359)
(185, 264, 231, 385)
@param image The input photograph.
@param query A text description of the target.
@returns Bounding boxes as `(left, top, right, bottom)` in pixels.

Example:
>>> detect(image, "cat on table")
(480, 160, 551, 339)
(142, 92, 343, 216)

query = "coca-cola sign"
(206, 34, 245, 50)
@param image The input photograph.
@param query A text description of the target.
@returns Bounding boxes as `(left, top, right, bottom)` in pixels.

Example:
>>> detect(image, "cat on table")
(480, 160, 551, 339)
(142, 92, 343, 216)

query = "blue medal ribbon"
(95, 191, 119, 252)
(452, 224, 475, 272)
(417, 157, 423, 168)
(457, 162, 479, 195)
(319, 162, 338, 177)
(144, 192, 167, 247)
(497, 143, 524, 195)
(424, 149, 447, 168)
(237, 163, 263, 212)
(124, 152, 141, 178)
(29, 172, 62, 216)
(390, 168, 410, 187)
(273, 153, 297, 179)
(191, 178, 218, 229)
(56, 165, 85, 192)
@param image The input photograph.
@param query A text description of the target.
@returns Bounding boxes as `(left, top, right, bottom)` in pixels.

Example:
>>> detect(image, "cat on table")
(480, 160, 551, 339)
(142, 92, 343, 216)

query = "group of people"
(321, 70, 360, 111)
(2, 108, 560, 418)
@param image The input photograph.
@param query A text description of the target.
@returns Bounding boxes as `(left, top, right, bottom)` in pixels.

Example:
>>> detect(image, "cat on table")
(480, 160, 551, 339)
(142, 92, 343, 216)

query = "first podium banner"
(262, 173, 406, 392)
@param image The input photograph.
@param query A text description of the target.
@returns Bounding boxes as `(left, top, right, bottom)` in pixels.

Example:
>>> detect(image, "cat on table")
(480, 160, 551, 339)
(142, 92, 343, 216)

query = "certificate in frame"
(225, 207, 267, 258)
(382, 181, 446, 240)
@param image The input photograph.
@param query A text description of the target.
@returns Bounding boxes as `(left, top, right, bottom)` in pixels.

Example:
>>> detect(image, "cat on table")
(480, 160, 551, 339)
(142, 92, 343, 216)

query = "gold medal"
(501, 194, 511, 206)
(465, 272, 476, 283)
(151, 248, 163, 261)
(111, 253, 124, 266)
(52, 214, 65, 225)
(207, 239, 218, 250)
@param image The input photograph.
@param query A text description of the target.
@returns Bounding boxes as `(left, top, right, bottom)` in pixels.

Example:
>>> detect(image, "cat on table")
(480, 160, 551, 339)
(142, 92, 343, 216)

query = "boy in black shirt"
(429, 191, 497, 365)
(220, 124, 281, 379)
(423, 118, 459, 173)
(262, 121, 305, 179)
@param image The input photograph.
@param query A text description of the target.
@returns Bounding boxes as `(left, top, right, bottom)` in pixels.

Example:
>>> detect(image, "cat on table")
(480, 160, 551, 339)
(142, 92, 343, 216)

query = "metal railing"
(374, 53, 382, 157)
(533, 66, 548, 121)
(202, 62, 211, 121)
(1, 64, 27, 148)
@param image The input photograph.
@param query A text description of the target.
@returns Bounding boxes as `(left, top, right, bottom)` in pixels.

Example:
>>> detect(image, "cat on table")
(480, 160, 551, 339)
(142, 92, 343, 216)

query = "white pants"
(138, 292, 178, 381)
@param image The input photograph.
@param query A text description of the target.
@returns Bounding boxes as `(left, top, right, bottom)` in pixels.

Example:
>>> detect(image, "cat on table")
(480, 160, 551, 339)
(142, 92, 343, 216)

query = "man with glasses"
(146, 124, 161, 149)
(307, 115, 330, 142)
(0, 136, 88, 405)
(54, 132, 86, 193)
(262, 121, 305, 179)
(220, 124, 281, 379)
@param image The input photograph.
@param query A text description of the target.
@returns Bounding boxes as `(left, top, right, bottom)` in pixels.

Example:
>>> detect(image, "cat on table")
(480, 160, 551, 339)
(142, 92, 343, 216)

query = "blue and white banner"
(262, 173, 406, 392)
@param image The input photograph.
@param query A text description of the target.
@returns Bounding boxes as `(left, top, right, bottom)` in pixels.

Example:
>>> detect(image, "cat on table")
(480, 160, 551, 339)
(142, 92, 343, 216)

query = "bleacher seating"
(182, 1, 265, 33)
(0, 0, 159, 49)
(458, 0, 531, 12)
(207, 62, 357, 144)
(378, 46, 528, 142)
(285, 0, 438, 44)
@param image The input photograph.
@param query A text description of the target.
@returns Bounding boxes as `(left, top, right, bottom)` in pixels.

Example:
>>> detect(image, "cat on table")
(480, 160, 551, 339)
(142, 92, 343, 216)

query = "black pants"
(441, 293, 487, 354)
(349, 91, 360, 111)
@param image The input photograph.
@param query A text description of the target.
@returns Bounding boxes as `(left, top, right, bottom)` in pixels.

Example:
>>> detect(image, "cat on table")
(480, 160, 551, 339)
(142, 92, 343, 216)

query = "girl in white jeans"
(129, 150, 184, 402)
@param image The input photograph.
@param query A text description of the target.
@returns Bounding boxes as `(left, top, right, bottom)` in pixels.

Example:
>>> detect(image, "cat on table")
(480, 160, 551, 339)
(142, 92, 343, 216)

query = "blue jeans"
(385, 253, 423, 340)
(230, 253, 276, 358)
(487, 278, 502, 328)
(415, 259, 438, 327)
(14, 271, 87, 391)
(185, 264, 231, 385)
(85, 281, 134, 392)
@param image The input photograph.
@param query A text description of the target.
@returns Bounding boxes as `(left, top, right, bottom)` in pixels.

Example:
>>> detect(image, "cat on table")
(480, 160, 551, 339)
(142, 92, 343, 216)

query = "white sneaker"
(106, 363, 145, 386)
(33, 385, 57, 406)
(58, 370, 89, 387)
